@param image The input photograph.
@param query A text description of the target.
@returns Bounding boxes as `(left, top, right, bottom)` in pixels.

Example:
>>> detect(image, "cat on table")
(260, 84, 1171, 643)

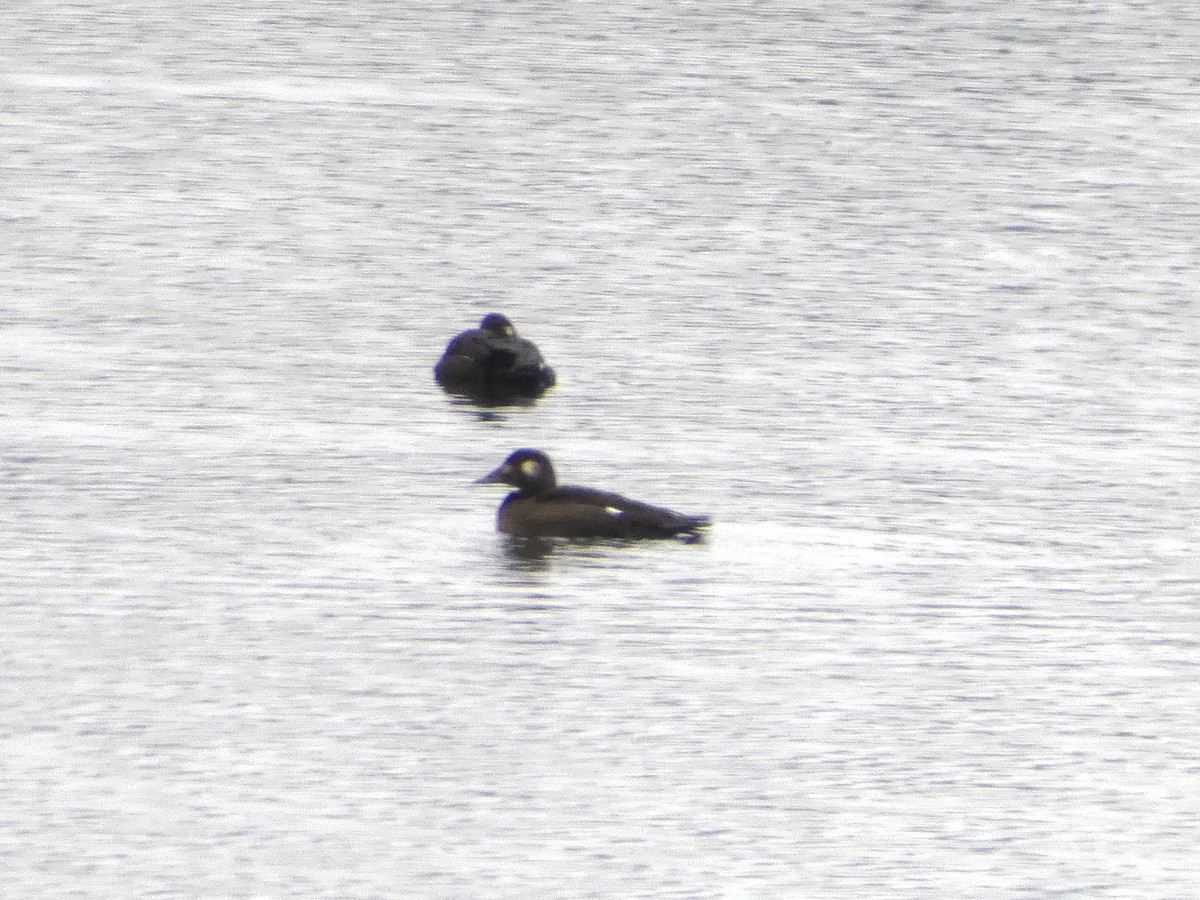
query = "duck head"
(479, 313, 516, 337)
(475, 448, 557, 494)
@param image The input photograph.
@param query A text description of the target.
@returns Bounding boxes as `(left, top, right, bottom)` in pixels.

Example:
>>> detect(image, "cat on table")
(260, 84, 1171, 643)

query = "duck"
(475, 449, 711, 540)
(434, 313, 556, 400)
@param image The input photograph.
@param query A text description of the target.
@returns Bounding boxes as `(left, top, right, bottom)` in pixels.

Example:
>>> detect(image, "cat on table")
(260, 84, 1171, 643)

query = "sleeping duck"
(435, 313, 556, 400)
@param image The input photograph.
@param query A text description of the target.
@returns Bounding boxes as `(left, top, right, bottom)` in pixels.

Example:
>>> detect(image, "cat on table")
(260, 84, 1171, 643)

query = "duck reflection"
(502, 534, 559, 564)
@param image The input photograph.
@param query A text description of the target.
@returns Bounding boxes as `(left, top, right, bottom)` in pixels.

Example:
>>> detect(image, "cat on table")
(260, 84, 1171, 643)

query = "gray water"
(3, 3, 1199, 898)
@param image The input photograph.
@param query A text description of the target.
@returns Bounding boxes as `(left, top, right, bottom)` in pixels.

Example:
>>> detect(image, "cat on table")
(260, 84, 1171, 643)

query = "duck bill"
(474, 464, 509, 485)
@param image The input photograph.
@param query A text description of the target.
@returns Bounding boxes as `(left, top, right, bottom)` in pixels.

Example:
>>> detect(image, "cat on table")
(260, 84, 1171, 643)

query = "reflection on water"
(495, 532, 711, 575)
(496, 535, 561, 575)
(444, 389, 550, 413)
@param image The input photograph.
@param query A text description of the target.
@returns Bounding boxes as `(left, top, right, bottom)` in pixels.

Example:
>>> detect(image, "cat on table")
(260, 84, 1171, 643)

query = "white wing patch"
(604, 506, 623, 517)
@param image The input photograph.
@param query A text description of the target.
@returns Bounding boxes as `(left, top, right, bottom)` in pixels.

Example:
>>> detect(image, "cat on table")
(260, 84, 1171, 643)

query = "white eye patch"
(520, 459, 542, 478)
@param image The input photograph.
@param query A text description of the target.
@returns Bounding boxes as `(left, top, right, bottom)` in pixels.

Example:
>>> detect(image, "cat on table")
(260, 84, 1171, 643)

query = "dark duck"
(434, 313, 556, 400)
(475, 449, 711, 540)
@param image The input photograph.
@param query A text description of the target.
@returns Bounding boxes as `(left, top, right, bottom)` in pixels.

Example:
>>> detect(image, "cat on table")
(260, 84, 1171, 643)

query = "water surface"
(3, 3, 1199, 897)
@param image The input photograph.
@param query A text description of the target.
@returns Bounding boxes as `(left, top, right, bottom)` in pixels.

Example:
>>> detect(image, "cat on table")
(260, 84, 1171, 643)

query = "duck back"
(498, 485, 710, 539)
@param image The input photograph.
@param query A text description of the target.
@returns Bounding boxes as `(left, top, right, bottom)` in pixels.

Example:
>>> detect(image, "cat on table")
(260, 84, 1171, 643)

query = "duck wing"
(437, 330, 517, 383)
(535, 486, 710, 538)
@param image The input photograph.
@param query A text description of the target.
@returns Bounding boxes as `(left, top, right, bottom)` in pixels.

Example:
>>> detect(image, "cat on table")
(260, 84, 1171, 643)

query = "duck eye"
(519, 459, 541, 478)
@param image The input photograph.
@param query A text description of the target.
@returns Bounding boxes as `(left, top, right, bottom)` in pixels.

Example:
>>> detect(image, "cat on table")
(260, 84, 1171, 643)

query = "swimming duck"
(434, 313, 556, 400)
(475, 449, 711, 540)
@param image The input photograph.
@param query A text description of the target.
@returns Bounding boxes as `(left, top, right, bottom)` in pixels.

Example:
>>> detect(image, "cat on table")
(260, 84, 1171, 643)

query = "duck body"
(476, 449, 711, 540)
(435, 313, 556, 400)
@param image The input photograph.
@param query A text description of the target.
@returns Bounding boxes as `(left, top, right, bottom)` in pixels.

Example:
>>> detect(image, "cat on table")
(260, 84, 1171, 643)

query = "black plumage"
(475, 449, 711, 540)
(434, 313, 556, 400)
